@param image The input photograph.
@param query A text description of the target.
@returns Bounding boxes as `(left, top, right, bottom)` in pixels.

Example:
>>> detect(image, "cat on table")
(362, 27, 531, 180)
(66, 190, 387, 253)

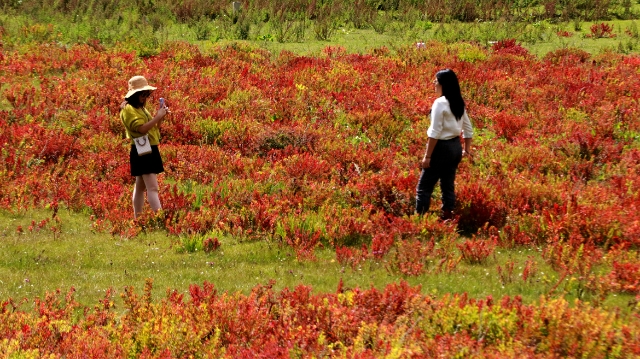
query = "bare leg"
(142, 173, 162, 212)
(132, 176, 146, 218)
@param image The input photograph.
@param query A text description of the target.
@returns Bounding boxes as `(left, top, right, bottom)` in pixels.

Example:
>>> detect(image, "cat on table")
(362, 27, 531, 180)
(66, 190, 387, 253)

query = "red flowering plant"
(557, 30, 574, 37)
(1, 39, 640, 301)
(586, 23, 616, 38)
(1, 280, 639, 357)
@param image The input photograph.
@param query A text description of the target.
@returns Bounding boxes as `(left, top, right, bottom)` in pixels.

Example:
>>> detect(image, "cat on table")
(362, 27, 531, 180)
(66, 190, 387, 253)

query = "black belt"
(439, 136, 460, 142)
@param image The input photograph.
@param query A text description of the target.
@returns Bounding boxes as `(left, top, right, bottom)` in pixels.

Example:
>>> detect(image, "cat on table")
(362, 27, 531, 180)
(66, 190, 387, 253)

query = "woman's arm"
(137, 107, 168, 134)
(461, 111, 473, 157)
(463, 137, 472, 156)
(421, 137, 438, 169)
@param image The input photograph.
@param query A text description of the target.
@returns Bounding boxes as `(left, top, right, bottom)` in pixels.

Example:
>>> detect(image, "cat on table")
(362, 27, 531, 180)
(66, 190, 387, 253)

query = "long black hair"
(124, 91, 149, 109)
(436, 69, 465, 120)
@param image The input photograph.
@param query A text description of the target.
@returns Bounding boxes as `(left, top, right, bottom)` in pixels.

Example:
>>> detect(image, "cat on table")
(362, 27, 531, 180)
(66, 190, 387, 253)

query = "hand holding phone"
(159, 97, 170, 116)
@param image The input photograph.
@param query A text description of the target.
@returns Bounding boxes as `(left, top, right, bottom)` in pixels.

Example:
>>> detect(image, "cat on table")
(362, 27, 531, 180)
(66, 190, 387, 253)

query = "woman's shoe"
(440, 210, 453, 221)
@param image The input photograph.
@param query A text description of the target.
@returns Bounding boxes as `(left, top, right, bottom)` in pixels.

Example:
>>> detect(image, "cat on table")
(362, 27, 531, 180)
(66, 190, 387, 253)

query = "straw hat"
(124, 75, 157, 99)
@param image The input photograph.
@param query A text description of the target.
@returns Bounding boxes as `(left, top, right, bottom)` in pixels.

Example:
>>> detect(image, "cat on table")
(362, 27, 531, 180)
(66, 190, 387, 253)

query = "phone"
(159, 98, 165, 108)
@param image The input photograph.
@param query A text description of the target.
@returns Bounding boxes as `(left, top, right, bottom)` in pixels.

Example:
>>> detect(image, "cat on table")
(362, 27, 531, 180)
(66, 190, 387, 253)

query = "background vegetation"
(3, 0, 640, 56)
(1, 2, 639, 357)
(1, 36, 638, 311)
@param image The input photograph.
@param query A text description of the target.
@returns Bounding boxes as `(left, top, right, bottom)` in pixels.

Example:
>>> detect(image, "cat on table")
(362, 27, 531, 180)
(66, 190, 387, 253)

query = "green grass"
(3, 10, 640, 57)
(525, 20, 640, 56)
(250, 28, 401, 56)
(0, 209, 633, 312)
(1, 9, 637, 313)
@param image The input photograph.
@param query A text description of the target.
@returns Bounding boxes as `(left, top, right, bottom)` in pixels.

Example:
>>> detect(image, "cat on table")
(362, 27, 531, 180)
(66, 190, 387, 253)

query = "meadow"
(1, 1, 640, 357)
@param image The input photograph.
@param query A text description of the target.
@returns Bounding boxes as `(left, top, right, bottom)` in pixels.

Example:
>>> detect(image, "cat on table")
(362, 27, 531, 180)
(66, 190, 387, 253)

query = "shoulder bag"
(134, 134, 152, 156)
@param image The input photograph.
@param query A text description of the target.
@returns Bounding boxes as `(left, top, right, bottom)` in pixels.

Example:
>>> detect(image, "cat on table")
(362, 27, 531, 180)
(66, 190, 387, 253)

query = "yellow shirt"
(120, 105, 161, 145)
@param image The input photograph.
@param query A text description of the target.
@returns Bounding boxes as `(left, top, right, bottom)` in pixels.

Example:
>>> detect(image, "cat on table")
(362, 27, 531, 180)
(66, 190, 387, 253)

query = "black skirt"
(130, 145, 165, 176)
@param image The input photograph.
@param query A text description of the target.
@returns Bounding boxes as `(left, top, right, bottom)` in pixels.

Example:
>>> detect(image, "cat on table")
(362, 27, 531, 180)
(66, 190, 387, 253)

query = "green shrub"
(197, 118, 233, 145)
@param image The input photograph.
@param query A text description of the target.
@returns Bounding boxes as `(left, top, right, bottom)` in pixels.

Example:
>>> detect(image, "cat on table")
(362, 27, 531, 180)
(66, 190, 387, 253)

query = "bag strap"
(135, 136, 148, 146)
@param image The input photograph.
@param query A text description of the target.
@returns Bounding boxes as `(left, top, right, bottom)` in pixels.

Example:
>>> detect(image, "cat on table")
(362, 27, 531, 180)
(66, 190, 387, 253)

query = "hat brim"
(125, 85, 157, 99)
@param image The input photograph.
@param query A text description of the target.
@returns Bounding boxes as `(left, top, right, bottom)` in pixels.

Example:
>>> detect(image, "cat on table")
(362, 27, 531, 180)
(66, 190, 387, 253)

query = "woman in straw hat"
(120, 75, 169, 218)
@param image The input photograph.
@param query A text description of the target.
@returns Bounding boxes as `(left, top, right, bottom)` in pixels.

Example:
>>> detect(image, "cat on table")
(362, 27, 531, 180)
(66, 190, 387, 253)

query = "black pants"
(415, 137, 462, 215)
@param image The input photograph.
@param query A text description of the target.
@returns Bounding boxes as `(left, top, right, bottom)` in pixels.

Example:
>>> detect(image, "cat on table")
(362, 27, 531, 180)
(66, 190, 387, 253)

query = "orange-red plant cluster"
(1, 38, 639, 278)
(1, 280, 639, 357)
(2, 35, 640, 356)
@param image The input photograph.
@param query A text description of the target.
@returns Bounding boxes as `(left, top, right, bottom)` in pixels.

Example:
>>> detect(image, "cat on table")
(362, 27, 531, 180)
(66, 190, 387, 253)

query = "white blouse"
(427, 96, 473, 140)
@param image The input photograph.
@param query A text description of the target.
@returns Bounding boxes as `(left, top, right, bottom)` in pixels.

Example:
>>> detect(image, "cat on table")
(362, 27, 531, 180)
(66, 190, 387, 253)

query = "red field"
(1, 39, 639, 356)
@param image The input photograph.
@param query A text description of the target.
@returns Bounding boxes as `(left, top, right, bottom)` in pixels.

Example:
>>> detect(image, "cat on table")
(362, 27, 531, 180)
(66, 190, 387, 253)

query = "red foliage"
(336, 244, 369, 269)
(386, 238, 435, 276)
(557, 30, 574, 37)
(543, 47, 591, 64)
(457, 238, 496, 264)
(588, 23, 616, 38)
(2, 281, 639, 357)
(456, 181, 508, 233)
(522, 256, 539, 284)
(491, 38, 530, 57)
(491, 111, 529, 141)
(542, 242, 603, 281)
(497, 260, 515, 285)
(1, 40, 639, 306)
(608, 261, 640, 294)
(202, 237, 221, 253)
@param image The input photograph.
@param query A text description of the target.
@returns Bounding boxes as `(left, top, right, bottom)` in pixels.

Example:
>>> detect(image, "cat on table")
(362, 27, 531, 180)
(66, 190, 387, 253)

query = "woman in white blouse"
(416, 69, 473, 220)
